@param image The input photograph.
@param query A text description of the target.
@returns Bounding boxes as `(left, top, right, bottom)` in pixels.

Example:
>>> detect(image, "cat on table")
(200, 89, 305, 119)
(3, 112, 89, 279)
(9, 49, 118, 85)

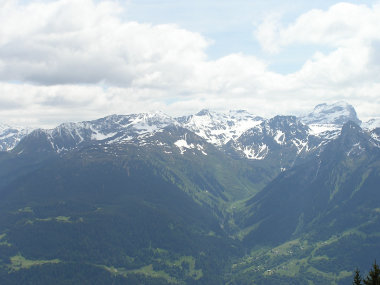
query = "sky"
(0, 0, 379, 127)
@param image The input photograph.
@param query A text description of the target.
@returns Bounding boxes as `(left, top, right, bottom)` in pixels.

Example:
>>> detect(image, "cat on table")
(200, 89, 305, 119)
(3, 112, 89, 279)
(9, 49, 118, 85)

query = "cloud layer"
(0, 0, 379, 127)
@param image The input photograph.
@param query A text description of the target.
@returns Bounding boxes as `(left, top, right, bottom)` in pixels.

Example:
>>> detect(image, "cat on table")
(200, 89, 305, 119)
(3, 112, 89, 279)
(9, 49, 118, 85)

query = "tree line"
(353, 261, 379, 285)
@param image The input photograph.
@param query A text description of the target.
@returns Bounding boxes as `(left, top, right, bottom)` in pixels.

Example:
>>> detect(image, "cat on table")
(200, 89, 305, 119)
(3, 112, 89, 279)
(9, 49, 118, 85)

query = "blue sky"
(0, 0, 379, 127)
(125, 0, 373, 72)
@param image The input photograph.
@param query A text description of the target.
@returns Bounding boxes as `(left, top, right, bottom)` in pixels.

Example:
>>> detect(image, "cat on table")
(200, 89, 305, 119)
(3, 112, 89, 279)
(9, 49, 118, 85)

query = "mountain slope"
(225, 116, 323, 167)
(230, 122, 380, 284)
(1, 103, 380, 284)
(0, 119, 279, 284)
(241, 121, 380, 244)
(0, 143, 243, 284)
(177, 109, 263, 146)
(0, 102, 373, 161)
(13, 112, 177, 154)
(0, 124, 31, 152)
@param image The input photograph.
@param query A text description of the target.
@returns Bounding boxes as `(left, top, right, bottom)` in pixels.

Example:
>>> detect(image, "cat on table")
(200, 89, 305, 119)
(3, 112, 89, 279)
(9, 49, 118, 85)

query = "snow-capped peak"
(178, 109, 263, 146)
(16, 112, 178, 153)
(0, 123, 10, 132)
(195, 109, 212, 116)
(301, 101, 361, 126)
(361, 118, 380, 131)
(0, 123, 33, 151)
(52, 111, 176, 137)
(3, 106, 379, 160)
(133, 111, 176, 127)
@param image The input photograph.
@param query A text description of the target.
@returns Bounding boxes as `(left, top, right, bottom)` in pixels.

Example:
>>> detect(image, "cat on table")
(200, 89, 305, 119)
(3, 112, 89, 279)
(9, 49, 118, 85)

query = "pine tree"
(353, 268, 362, 285)
(363, 261, 380, 285)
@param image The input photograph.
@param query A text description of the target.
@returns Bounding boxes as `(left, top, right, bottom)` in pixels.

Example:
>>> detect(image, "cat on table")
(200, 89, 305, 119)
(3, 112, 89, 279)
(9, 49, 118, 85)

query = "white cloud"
(0, 0, 379, 127)
(0, 0, 209, 86)
(253, 2, 380, 120)
(254, 2, 380, 89)
(256, 2, 380, 52)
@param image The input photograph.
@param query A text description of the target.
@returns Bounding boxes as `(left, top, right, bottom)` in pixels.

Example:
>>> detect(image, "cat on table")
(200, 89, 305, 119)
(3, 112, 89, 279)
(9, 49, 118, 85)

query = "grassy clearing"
(168, 256, 203, 280)
(152, 248, 168, 255)
(8, 254, 60, 271)
(17, 207, 33, 213)
(267, 238, 305, 257)
(0, 233, 11, 247)
(102, 264, 179, 284)
(100, 255, 202, 284)
(234, 222, 262, 241)
(55, 216, 71, 222)
(232, 230, 372, 283)
(25, 216, 76, 225)
(307, 266, 352, 280)
(274, 258, 309, 277)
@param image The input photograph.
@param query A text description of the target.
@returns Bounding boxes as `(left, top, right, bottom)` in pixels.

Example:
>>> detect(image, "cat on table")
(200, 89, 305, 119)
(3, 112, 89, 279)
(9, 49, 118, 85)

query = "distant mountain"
(1, 121, 263, 284)
(362, 118, 380, 130)
(177, 109, 263, 146)
(231, 121, 380, 284)
(370, 127, 380, 144)
(240, 121, 380, 244)
(14, 112, 178, 154)
(301, 101, 361, 125)
(3, 102, 379, 183)
(0, 123, 31, 152)
(225, 115, 323, 169)
(1, 102, 380, 284)
(0, 102, 375, 156)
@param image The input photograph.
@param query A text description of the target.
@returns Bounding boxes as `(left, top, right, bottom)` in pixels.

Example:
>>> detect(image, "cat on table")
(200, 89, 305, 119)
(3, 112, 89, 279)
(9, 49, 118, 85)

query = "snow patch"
(241, 144, 268, 160)
(174, 139, 195, 154)
(91, 132, 117, 140)
(346, 142, 364, 157)
(371, 132, 380, 142)
(181, 110, 262, 146)
(292, 138, 308, 154)
(174, 139, 207, 155)
(308, 124, 340, 136)
(274, 131, 285, 145)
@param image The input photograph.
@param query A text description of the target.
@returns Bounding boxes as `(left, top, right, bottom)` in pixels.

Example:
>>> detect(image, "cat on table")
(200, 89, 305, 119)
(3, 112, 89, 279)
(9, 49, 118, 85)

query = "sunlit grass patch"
(102, 264, 179, 284)
(168, 256, 203, 280)
(25, 216, 76, 225)
(99, 254, 203, 284)
(17, 207, 33, 213)
(0, 233, 12, 247)
(8, 254, 60, 271)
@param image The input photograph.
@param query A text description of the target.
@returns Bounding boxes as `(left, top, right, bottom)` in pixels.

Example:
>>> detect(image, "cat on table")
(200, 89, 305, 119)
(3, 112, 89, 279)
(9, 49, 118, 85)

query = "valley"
(0, 102, 379, 284)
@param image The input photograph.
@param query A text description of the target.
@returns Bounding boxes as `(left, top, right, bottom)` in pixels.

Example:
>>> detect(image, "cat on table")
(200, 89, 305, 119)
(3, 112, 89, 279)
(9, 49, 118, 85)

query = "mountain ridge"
(3, 102, 376, 162)
(1, 104, 380, 284)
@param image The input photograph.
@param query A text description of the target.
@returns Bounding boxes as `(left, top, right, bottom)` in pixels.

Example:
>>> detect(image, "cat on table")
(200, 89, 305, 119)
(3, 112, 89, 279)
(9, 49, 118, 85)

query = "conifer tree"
(363, 261, 380, 285)
(353, 268, 362, 285)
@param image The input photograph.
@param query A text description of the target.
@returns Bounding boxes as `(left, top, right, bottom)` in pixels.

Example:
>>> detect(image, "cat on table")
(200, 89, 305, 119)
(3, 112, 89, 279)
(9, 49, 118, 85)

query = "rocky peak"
(301, 101, 361, 125)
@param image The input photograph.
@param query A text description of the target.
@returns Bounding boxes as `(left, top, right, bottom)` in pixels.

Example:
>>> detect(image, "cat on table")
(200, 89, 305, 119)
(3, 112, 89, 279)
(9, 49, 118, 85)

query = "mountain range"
(0, 102, 379, 284)
(3, 102, 379, 162)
